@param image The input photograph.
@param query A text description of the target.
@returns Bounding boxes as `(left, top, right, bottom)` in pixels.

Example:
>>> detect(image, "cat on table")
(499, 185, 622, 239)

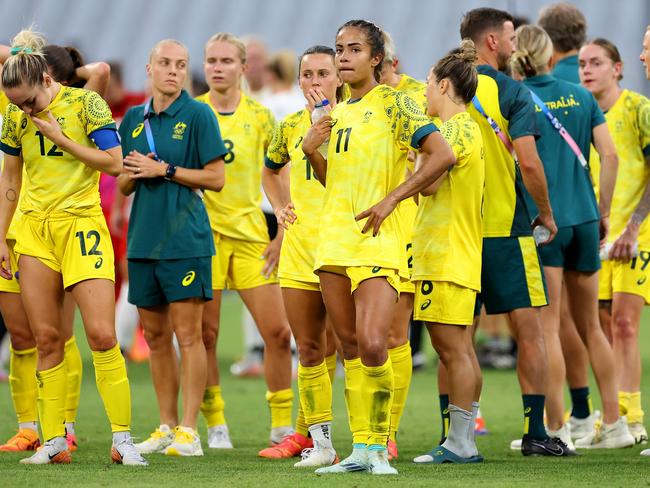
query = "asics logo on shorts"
(638, 276, 647, 285)
(372, 266, 381, 273)
(420, 299, 432, 311)
(95, 257, 103, 269)
(182, 271, 196, 287)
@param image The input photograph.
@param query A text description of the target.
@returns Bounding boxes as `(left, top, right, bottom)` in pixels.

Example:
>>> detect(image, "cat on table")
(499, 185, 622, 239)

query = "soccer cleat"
(294, 444, 338, 468)
(315, 448, 369, 474)
(628, 422, 648, 445)
(475, 413, 489, 436)
(547, 424, 576, 452)
(66, 432, 78, 452)
(112, 438, 148, 466)
(258, 432, 312, 459)
(413, 445, 483, 464)
(568, 411, 600, 440)
(230, 355, 264, 378)
(522, 437, 576, 456)
(510, 438, 522, 451)
(0, 429, 40, 452)
(164, 426, 203, 456)
(387, 439, 398, 460)
(134, 424, 174, 454)
(575, 417, 635, 449)
(207, 424, 233, 449)
(641, 448, 650, 456)
(20, 438, 71, 464)
(368, 448, 398, 475)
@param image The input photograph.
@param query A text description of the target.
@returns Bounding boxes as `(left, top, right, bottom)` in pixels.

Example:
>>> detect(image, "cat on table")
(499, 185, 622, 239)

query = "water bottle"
(311, 99, 330, 158)
(599, 242, 639, 261)
(533, 225, 551, 245)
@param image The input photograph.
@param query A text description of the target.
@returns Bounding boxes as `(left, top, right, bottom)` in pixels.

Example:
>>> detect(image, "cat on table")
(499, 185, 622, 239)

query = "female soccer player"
(119, 39, 226, 457)
(0, 42, 109, 454)
(580, 36, 650, 446)
(197, 33, 293, 450)
(263, 45, 343, 467)
(303, 20, 453, 475)
(512, 25, 632, 450)
(0, 29, 145, 465)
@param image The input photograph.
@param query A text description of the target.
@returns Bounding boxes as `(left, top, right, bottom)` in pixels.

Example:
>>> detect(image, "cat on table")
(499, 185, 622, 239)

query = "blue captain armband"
(89, 128, 121, 150)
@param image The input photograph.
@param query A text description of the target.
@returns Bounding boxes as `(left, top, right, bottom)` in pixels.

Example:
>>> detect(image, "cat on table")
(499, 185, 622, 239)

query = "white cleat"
(628, 422, 648, 445)
(568, 411, 600, 440)
(575, 417, 635, 449)
(368, 448, 398, 475)
(135, 424, 174, 454)
(315, 447, 369, 474)
(164, 426, 204, 457)
(547, 424, 576, 452)
(510, 438, 522, 451)
(640, 448, 650, 456)
(207, 425, 233, 449)
(294, 444, 338, 468)
(20, 437, 71, 464)
(112, 437, 148, 466)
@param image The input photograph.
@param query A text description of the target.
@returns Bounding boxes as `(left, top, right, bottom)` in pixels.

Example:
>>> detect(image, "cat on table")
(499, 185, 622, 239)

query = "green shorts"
(128, 257, 212, 307)
(480, 236, 548, 315)
(538, 221, 600, 272)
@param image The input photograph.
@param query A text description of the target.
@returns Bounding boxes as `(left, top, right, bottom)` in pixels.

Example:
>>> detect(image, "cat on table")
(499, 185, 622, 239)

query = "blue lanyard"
(143, 100, 159, 161)
(527, 89, 588, 169)
(471, 96, 515, 155)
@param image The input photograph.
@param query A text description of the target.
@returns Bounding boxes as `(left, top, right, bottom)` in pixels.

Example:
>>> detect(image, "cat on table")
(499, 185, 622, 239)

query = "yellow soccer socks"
(620, 391, 644, 424)
(266, 388, 294, 441)
(201, 385, 227, 427)
(362, 358, 394, 447)
(343, 358, 369, 446)
(92, 344, 130, 432)
(36, 361, 67, 441)
(298, 360, 333, 425)
(325, 353, 337, 383)
(64, 336, 82, 431)
(9, 346, 38, 430)
(388, 342, 412, 442)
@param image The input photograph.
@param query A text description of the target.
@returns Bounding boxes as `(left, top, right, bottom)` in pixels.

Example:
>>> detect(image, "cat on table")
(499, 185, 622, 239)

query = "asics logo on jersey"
(295, 136, 303, 149)
(182, 271, 196, 287)
(95, 257, 103, 269)
(21, 118, 27, 129)
(638, 276, 647, 285)
(524, 407, 532, 414)
(173, 121, 187, 140)
(420, 299, 432, 311)
(132, 123, 144, 138)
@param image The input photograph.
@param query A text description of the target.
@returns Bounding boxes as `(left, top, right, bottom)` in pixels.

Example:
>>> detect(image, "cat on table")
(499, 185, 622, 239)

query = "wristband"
(165, 163, 177, 180)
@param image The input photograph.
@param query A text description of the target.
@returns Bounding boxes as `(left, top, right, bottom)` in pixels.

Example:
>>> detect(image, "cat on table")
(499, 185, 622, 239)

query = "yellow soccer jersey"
(412, 112, 484, 290)
(265, 109, 324, 282)
(197, 92, 275, 243)
(0, 86, 115, 218)
(0, 91, 8, 115)
(606, 89, 650, 245)
(315, 84, 437, 273)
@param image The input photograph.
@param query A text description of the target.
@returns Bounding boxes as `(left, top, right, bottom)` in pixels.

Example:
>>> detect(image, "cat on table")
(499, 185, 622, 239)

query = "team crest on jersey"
(132, 123, 144, 138)
(243, 122, 251, 134)
(362, 110, 373, 123)
(173, 121, 187, 140)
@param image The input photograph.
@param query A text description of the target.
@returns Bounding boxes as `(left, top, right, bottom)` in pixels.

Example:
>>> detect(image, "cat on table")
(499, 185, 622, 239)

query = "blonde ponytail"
(2, 28, 48, 88)
(511, 25, 553, 78)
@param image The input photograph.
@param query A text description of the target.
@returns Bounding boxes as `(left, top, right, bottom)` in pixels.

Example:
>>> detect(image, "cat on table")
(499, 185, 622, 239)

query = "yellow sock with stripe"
(325, 353, 337, 383)
(625, 391, 644, 424)
(298, 361, 333, 426)
(362, 358, 394, 447)
(92, 344, 130, 432)
(619, 391, 631, 417)
(64, 336, 82, 424)
(344, 358, 369, 445)
(36, 361, 67, 441)
(265, 388, 294, 428)
(9, 346, 38, 426)
(201, 385, 226, 427)
(388, 342, 412, 442)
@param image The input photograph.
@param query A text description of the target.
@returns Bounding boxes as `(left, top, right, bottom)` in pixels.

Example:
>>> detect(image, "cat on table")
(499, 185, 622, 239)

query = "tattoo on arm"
(5, 189, 16, 202)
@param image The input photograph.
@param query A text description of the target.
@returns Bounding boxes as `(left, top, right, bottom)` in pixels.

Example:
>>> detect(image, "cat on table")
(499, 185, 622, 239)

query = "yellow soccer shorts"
(279, 277, 320, 292)
(0, 239, 21, 294)
(278, 230, 320, 292)
(598, 249, 650, 304)
(318, 265, 401, 294)
(413, 280, 477, 326)
(212, 232, 278, 290)
(15, 214, 114, 289)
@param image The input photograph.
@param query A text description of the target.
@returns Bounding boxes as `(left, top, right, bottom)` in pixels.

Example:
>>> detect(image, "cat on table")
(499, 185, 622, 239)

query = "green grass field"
(0, 291, 649, 487)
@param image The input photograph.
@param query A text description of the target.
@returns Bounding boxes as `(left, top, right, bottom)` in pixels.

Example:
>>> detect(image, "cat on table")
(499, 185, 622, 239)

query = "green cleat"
(413, 445, 484, 464)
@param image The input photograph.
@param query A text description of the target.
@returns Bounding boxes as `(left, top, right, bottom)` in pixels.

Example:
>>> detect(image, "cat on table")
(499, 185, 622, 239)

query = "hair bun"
(458, 38, 477, 63)
(11, 28, 46, 55)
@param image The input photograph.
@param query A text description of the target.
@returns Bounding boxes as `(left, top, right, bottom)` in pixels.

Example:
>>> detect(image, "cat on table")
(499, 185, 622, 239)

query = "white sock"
(309, 422, 333, 449)
(19, 421, 38, 432)
(112, 431, 131, 444)
(469, 402, 480, 456)
(270, 426, 294, 444)
(115, 282, 140, 350)
(65, 422, 75, 435)
(442, 404, 474, 458)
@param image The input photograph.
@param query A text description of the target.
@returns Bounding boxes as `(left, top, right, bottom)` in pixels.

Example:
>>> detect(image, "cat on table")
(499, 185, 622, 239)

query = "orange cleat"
(258, 432, 312, 459)
(387, 439, 398, 460)
(475, 414, 489, 435)
(66, 432, 78, 452)
(0, 429, 41, 452)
